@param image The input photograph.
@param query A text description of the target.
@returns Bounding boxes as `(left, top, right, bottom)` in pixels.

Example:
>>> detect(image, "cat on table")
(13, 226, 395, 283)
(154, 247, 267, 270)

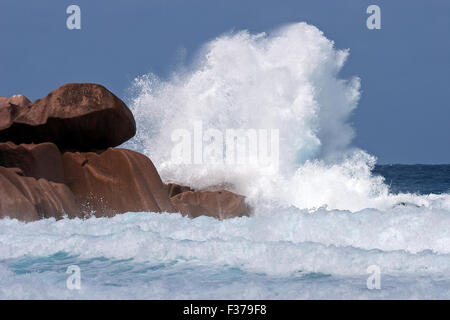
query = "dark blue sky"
(1, 0, 449, 164)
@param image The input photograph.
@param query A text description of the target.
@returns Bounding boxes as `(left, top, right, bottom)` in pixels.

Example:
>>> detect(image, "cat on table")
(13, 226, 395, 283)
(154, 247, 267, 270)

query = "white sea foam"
(1, 208, 450, 275)
(1, 209, 450, 299)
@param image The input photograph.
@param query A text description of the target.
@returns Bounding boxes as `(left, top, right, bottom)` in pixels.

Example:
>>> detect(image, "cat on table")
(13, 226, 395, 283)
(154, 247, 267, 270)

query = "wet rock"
(170, 189, 250, 219)
(166, 183, 194, 198)
(62, 148, 176, 216)
(0, 166, 81, 221)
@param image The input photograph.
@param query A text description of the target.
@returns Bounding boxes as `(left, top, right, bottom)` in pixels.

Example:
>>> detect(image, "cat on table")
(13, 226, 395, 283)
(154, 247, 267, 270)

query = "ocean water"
(1, 22, 450, 299)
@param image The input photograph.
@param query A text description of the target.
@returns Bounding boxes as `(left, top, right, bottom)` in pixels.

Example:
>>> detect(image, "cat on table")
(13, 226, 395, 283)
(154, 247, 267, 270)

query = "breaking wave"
(126, 22, 450, 213)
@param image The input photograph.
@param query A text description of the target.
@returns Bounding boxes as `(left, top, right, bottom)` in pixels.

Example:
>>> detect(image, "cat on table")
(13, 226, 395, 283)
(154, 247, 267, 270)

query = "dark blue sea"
(374, 164, 450, 195)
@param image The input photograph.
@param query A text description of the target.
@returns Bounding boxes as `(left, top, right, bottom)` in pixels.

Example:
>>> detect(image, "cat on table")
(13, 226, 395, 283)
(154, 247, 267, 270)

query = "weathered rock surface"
(62, 148, 176, 217)
(0, 95, 31, 130)
(170, 190, 250, 219)
(0, 142, 65, 183)
(0, 166, 81, 221)
(0, 83, 136, 151)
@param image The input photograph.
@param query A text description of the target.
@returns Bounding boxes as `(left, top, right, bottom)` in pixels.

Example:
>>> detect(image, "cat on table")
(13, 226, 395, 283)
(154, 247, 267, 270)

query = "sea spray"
(124, 22, 448, 212)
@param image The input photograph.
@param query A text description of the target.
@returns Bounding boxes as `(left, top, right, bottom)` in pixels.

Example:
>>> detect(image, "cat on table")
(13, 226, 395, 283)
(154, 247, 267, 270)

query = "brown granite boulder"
(62, 148, 176, 217)
(0, 83, 136, 151)
(170, 190, 250, 219)
(0, 142, 65, 183)
(0, 166, 81, 221)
